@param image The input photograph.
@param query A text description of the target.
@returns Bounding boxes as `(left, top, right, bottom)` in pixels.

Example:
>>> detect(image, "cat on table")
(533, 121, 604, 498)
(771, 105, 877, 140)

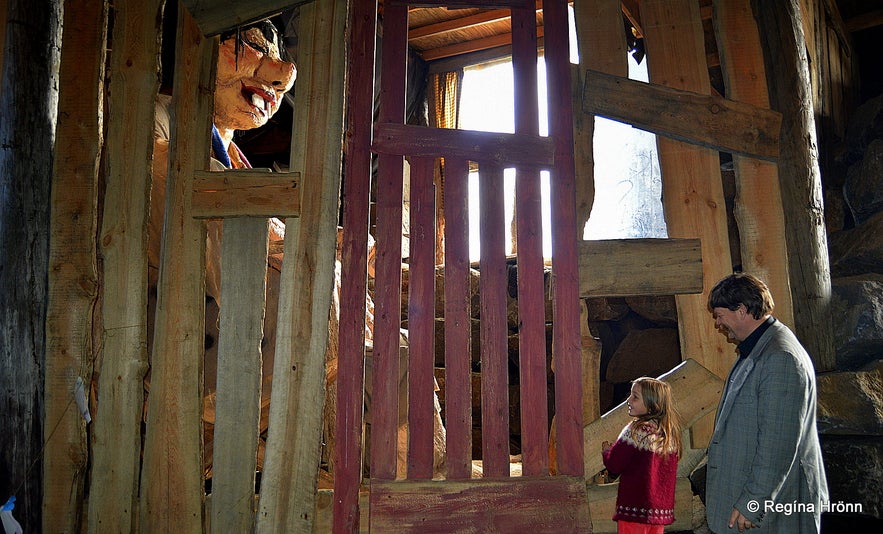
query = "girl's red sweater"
(601, 420, 679, 525)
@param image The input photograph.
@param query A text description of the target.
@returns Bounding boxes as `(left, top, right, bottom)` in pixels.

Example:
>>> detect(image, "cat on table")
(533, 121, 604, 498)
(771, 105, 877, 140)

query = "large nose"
(257, 57, 296, 93)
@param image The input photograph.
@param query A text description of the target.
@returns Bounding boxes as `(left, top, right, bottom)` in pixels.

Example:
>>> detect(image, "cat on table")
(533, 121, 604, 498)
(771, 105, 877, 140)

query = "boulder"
(817, 360, 883, 435)
(844, 138, 883, 226)
(831, 275, 883, 370)
(829, 210, 883, 277)
(820, 436, 883, 519)
(625, 295, 678, 325)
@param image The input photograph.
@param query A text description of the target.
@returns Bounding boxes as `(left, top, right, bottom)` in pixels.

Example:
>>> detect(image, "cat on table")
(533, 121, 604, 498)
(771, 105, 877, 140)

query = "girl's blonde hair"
(630, 377, 682, 457)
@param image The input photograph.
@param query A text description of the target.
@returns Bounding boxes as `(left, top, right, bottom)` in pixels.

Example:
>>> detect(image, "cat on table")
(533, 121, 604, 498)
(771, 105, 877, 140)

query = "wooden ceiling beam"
(409, 1, 541, 40)
(420, 24, 544, 61)
(845, 8, 883, 32)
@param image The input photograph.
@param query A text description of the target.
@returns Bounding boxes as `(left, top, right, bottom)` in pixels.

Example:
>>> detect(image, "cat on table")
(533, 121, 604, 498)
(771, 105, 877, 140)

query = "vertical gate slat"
(443, 157, 473, 480)
(333, 0, 378, 530)
(407, 156, 438, 479)
(544, 0, 584, 477)
(478, 164, 510, 478)
(371, 1, 408, 482)
(511, 4, 549, 477)
(211, 218, 268, 531)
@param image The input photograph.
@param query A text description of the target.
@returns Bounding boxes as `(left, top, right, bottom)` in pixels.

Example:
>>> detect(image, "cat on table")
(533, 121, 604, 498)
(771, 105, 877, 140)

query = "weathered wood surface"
(256, 0, 347, 531)
(642, 0, 734, 446)
(43, 0, 104, 531)
(713, 0, 795, 329)
(191, 169, 301, 218)
(89, 0, 161, 532)
(139, 6, 213, 532)
(369, 477, 590, 533)
(443, 158, 473, 480)
(587, 477, 693, 533)
(512, 3, 549, 477)
(373, 123, 554, 167)
(752, 0, 835, 371)
(408, 156, 438, 479)
(370, 1, 407, 483)
(333, 0, 376, 529)
(210, 218, 269, 532)
(571, 0, 628, 242)
(545, 0, 584, 478)
(180, 0, 312, 36)
(582, 68, 782, 162)
(578, 238, 703, 297)
(479, 163, 511, 478)
(583, 359, 724, 478)
(0, 0, 61, 530)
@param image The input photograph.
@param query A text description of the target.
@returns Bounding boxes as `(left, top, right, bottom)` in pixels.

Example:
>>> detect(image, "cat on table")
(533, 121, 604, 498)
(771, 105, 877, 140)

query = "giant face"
(214, 22, 296, 134)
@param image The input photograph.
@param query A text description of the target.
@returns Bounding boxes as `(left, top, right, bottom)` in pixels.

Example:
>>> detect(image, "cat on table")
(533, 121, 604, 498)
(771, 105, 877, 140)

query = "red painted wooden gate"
(334, 1, 587, 531)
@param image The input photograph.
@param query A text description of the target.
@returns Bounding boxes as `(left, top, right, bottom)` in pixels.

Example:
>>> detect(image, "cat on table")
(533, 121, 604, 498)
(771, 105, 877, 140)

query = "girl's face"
(627, 383, 649, 417)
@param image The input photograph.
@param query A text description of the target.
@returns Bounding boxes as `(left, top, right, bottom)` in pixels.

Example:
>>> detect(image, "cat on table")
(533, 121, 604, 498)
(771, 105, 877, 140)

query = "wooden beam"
(713, 0, 794, 328)
(373, 123, 554, 167)
(370, 477, 589, 532)
(179, 0, 313, 36)
(581, 68, 782, 161)
(408, 0, 542, 39)
(255, 0, 347, 531)
(578, 238, 703, 297)
(583, 359, 724, 478)
(845, 9, 883, 32)
(210, 218, 269, 532)
(139, 5, 213, 531)
(751, 0, 835, 371)
(44, 0, 105, 531)
(420, 24, 544, 61)
(190, 169, 301, 218)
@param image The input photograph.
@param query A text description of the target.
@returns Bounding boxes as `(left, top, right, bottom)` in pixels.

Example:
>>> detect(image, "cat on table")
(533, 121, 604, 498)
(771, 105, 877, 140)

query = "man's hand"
(601, 440, 612, 453)
(728, 507, 755, 532)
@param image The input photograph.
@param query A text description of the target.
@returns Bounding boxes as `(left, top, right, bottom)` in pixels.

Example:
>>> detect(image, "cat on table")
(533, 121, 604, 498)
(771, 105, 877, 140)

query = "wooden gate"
(333, 1, 588, 531)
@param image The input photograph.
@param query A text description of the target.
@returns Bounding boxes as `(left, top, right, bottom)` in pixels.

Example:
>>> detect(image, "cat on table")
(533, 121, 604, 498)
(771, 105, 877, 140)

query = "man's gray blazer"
(706, 319, 828, 533)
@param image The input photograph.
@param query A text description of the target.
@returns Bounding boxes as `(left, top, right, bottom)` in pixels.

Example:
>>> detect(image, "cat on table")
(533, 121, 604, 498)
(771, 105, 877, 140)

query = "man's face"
(214, 25, 296, 132)
(712, 305, 746, 342)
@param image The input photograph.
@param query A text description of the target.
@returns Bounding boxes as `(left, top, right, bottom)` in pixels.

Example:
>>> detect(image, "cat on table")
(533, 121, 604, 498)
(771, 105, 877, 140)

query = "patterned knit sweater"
(602, 420, 679, 525)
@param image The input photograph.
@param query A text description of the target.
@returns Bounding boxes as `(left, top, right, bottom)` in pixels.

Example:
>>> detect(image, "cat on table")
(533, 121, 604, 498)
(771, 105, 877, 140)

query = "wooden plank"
(545, 0, 583, 478)
(844, 8, 883, 33)
(587, 477, 693, 533)
(578, 238, 703, 297)
(581, 68, 782, 161)
(368, 1, 407, 483)
(179, 0, 313, 36)
(478, 163, 510, 478)
(210, 218, 268, 532)
(81, 0, 157, 532)
(369, 477, 589, 532)
(642, 0, 735, 447)
(255, 0, 347, 532)
(191, 169, 300, 218)
(753, 0, 835, 371)
(43, 0, 104, 531)
(407, 156, 437, 479)
(713, 0, 794, 328)
(420, 25, 544, 61)
(373, 123, 554, 167)
(138, 5, 213, 531)
(571, 0, 629, 234)
(391, 0, 534, 8)
(443, 158, 472, 480)
(332, 0, 376, 530)
(583, 359, 723, 478)
(511, 4, 548, 477)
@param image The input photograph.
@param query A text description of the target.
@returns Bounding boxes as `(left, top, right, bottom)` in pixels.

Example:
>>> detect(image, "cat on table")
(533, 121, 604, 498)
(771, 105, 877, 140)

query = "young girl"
(602, 377, 682, 534)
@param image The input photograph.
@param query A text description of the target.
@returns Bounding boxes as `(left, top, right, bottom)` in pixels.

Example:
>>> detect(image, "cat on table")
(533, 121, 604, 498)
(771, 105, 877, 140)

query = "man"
(705, 273, 828, 533)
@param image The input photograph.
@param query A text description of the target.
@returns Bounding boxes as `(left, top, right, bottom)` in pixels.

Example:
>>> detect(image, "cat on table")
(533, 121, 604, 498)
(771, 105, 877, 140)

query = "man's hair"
(219, 19, 291, 62)
(708, 273, 775, 319)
